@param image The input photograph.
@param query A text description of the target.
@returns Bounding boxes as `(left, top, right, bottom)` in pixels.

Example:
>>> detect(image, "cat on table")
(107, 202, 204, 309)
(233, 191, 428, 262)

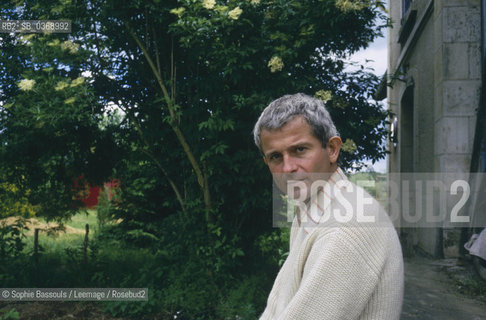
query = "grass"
(22, 210, 98, 255)
(34, 209, 98, 230)
(1, 209, 163, 318)
(348, 171, 388, 207)
(446, 258, 486, 303)
(451, 272, 486, 302)
(65, 209, 97, 229)
(24, 233, 85, 254)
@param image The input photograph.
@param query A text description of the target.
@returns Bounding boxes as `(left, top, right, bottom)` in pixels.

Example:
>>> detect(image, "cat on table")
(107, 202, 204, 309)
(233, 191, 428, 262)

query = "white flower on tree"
(18, 79, 36, 91)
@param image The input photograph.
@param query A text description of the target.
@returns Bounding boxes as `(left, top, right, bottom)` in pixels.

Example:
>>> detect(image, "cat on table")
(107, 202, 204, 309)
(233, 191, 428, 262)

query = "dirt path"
(0, 217, 85, 235)
(402, 257, 486, 319)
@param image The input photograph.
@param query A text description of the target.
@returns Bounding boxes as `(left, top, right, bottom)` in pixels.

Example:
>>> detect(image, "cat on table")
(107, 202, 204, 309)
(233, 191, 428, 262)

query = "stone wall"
(387, 0, 481, 257)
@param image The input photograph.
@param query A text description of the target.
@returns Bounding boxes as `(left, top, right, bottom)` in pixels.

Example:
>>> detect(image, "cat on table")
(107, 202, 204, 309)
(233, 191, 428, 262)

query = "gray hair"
(253, 93, 339, 153)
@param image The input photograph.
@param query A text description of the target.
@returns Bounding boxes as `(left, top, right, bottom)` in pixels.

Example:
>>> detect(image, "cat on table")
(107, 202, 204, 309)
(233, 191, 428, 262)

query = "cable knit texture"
(260, 168, 404, 320)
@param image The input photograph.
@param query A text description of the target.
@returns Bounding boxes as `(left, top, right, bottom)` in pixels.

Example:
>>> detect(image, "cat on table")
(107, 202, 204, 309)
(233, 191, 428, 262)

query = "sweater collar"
(297, 167, 350, 235)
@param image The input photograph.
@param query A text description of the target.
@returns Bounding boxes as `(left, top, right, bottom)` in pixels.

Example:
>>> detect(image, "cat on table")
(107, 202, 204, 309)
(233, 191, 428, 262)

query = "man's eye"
(270, 154, 281, 160)
(296, 147, 306, 152)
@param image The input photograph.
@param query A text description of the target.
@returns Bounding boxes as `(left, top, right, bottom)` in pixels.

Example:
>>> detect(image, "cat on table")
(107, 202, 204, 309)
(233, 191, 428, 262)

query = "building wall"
(387, 0, 481, 257)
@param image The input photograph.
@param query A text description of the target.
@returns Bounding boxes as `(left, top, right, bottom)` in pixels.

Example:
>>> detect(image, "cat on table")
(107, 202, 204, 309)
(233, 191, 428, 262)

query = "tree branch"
(118, 103, 188, 217)
(124, 21, 211, 211)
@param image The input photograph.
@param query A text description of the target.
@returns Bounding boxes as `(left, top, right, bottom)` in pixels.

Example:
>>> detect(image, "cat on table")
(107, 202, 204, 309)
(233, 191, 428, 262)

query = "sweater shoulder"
(308, 181, 402, 276)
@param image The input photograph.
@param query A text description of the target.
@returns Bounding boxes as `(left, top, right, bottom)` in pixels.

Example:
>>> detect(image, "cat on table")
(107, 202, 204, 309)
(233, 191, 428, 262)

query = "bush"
(0, 219, 27, 259)
(215, 274, 269, 320)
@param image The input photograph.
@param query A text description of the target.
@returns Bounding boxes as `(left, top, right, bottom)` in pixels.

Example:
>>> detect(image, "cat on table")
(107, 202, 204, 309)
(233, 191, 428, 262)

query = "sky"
(348, 32, 388, 173)
(350, 33, 388, 76)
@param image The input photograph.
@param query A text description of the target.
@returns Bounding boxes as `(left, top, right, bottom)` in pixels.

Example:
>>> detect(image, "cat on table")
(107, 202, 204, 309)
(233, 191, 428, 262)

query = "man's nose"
(282, 155, 298, 173)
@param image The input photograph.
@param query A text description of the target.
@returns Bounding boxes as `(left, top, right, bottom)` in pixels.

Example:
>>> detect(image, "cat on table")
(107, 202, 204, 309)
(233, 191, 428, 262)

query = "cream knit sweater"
(260, 168, 404, 320)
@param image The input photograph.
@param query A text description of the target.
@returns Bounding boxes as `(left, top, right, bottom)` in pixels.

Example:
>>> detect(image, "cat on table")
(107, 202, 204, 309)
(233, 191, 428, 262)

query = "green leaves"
(0, 2, 388, 316)
(0, 219, 26, 259)
(198, 115, 235, 132)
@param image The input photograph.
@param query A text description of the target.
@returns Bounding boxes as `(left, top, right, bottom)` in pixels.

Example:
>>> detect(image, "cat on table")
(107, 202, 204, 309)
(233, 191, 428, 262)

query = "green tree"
(0, 27, 118, 220)
(1, 0, 386, 219)
(0, 1, 388, 316)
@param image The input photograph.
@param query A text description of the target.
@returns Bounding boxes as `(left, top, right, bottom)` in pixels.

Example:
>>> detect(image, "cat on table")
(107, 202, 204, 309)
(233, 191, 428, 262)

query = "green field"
(348, 171, 388, 207)
(63, 209, 98, 229)
(22, 210, 98, 255)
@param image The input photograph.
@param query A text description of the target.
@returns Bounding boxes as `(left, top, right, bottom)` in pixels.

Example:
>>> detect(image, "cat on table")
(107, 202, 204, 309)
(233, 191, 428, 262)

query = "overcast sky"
(349, 32, 388, 173)
(351, 34, 388, 76)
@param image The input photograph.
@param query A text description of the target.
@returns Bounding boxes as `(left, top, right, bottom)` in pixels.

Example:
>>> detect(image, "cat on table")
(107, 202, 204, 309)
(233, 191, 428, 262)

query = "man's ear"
(327, 136, 342, 164)
(263, 156, 268, 166)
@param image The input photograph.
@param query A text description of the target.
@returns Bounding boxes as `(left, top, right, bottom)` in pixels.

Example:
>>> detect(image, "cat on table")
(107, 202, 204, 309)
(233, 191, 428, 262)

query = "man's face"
(260, 116, 341, 199)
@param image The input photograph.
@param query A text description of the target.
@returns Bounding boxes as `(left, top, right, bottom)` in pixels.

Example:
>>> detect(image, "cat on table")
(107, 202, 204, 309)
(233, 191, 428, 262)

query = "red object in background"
(83, 186, 101, 208)
(73, 177, 120, 208)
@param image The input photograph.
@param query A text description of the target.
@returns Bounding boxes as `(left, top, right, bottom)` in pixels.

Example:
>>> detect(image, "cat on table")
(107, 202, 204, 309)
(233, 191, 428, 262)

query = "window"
(398, 0, 416, 44)
(402, 0, 413, 20)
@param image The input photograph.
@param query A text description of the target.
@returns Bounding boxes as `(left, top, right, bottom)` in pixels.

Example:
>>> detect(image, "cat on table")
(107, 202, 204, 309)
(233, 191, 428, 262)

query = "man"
(253, 93, 404, 320)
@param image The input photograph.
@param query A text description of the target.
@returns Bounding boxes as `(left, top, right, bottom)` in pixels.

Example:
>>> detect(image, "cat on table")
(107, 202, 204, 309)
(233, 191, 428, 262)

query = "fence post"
(33, 228, 39, 264)
(83, 224, 89, 265)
